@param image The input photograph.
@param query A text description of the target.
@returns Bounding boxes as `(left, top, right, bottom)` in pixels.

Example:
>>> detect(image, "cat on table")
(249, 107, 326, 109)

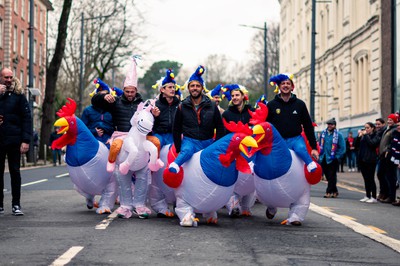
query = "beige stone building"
(279, 0, 391, 133)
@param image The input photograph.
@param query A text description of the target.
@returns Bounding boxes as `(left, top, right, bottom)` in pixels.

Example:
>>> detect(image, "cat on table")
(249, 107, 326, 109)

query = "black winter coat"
(153, 95, 180, 134)
(91, 93, 143, 132)
(173, 95, 224, 152)
(0, 91, 32, 146)
(356, 132, 380, 163)
(222, 104, 254, 134)
(267, 93, 317, 150)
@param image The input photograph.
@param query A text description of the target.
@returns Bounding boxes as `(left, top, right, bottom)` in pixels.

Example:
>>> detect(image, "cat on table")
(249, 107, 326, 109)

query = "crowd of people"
(322, 115, 400, 206)
(1, 60, 400, 222)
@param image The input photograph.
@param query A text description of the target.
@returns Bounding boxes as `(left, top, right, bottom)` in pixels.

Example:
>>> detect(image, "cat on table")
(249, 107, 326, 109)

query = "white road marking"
(49, 246, 84, 266)
(310, 203, 400, 254)
(55, 173, 69, 178)
(95, 211, 118, 230)
(21, 179, 48, 187)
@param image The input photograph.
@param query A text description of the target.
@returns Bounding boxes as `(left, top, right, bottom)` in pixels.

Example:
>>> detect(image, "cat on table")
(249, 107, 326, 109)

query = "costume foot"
(86, 197, 94, 209)
(290, 221, 302, 226)
(133, 206, 151, 219)
(206, 217, 218, 224)
(116, 206, 133, 219)
(266, 208, 276, 219)
(168, 162, 180, 173)
(180, 213, 198, 227)
(148, 159, 164, 172)
(93, 201, 99, 209)
(230, 208, 241, 218)
(157, 209, 175, 218)
(304, 162, 323, 185)
(241, 210, 252, 217)
(119, 162, 130, 175)
(163, 165, 184, 188)
(96, 207, 112, 214)
(107, 161, 115, 172)
(307, 161, 317, 172)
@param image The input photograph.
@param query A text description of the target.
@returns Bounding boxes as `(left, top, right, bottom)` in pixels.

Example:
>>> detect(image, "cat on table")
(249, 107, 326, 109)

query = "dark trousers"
(380, 156, 398, 201)
(359, 161, 377, 198)
(321, 158, 338, 194)
(0, 144, 22, 207)
(376, 159, 388, 197)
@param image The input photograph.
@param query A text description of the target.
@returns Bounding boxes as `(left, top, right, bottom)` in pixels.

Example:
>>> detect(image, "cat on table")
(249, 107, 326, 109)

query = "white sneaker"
(306, 161, 317, 172)
(169, 162, 180, 173)
(359, 197, 370, 202)
(366, 198, 378, 203)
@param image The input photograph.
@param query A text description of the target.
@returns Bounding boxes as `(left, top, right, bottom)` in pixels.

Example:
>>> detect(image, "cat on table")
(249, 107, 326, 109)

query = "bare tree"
(61, 0, 145, 111)
(39, 0, 72, 159)
(246, 22, 280, 102)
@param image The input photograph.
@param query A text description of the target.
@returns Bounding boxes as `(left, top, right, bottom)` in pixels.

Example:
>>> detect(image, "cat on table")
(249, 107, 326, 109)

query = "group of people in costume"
(51, 55, 323, 226)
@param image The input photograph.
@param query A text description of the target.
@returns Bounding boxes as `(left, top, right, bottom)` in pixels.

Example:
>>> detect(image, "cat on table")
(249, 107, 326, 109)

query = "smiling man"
(168, 65, 225, 173)
(267, 73, 320, 174)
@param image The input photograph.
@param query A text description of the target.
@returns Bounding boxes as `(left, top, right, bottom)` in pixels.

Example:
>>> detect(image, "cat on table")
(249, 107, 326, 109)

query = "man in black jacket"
(267, 73, 319, 173)
(222, 84, 255, 217)
(0, 68, 32, 216)
(168, 66, 225, 173)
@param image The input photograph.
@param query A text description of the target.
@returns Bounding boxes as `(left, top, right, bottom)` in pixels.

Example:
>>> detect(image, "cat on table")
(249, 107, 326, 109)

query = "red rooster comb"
(57, 98, 77, 117)
(249, 102, 268, 125)
(223, 119, 252, 135)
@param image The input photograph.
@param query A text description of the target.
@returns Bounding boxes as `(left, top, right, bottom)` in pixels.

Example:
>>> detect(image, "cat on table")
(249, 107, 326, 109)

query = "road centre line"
(21, 179, 48, 187)
(55, 173, 69, 178)
(310, 203, 400, 254)
(49, 246, 84, 266)
(95, 211, 118, 230)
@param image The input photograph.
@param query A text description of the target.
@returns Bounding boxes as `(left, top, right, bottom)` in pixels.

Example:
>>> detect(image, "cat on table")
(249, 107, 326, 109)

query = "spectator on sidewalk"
(390, 122, 400, 206)
(49, 127, 62, 166)
(356, 122, 380, 203)
(377, 114, 397, 203)
(374, 118, 386, 198)
(0, 68, 32, 216)
(318, 118, 346, 198)
(346, 131, 357, 172)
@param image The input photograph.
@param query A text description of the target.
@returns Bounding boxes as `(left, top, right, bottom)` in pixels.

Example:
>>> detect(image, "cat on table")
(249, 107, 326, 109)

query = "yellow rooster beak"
(54, 117, 69, 134)
(239, 136, 258, 157)
(252, 124, 265, 143)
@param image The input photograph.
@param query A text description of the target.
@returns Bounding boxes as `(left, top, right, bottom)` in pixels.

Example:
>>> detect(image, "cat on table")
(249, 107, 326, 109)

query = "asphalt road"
(1, 165, 400, 265)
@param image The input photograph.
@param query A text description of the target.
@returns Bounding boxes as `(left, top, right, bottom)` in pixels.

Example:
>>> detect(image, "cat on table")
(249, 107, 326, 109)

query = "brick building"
(0, 0, 53, 128)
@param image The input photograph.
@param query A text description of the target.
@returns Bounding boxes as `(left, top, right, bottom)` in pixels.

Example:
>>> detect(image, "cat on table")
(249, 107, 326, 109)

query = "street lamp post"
(310, 0, 316, 122)
(27, 0, 35, 163)
(239, 22, 268, 99)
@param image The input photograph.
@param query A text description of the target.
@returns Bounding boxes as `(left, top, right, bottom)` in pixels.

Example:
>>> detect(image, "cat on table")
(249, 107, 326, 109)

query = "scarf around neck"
(320, 128, 339, 159)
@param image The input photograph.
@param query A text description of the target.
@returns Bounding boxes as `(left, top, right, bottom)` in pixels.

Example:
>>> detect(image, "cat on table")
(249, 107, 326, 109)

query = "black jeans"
(321, 158, 338, 194)
(0, 144, 22, 207)
(359, 161, 377, 198)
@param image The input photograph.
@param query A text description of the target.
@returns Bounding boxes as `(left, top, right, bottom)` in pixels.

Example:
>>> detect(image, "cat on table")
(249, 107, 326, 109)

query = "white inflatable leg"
(175, 197, 196, 227)
(115, 169, 133, 210)
(287, 187, 311, 223)
(132, 167, 151, 208)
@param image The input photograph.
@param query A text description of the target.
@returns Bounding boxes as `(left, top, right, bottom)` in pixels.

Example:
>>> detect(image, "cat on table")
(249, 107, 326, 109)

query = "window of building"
(13, 26, 18, 52)
(40, 9, 44, 33)
(34, 4, 37, 28)
(353, 51, 369, 114)
(33, 39, 37, 63)
(21, 0, 25, 19)
(20, 30, 24, 57)
(20, 70, 24, 87)
(27, 32, 29, 60)
(14, 0, 18, 14)
(39, 43, 42, 66)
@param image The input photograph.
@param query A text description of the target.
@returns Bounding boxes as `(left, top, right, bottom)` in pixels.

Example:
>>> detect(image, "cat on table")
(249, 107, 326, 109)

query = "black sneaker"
(12, 205, 24, 216)
(0, 207, 4, 214)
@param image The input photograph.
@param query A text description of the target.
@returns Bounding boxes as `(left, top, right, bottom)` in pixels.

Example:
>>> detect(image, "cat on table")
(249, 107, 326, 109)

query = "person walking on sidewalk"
(0, 68, 32, 216)
(319, 118, 346, 198)
(356, 122, 380, 203)
(377, 114, 397, 203)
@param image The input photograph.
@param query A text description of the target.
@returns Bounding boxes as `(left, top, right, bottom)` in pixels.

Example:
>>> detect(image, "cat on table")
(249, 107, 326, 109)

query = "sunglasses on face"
(3, 76, 13, 79)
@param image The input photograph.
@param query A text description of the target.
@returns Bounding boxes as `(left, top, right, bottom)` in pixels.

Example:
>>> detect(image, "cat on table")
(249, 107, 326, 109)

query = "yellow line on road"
(95, 211, 118, 230)
(49, 246, 84, 266)
(21, 179, 48, 187)
(310, 203, 400, 253)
